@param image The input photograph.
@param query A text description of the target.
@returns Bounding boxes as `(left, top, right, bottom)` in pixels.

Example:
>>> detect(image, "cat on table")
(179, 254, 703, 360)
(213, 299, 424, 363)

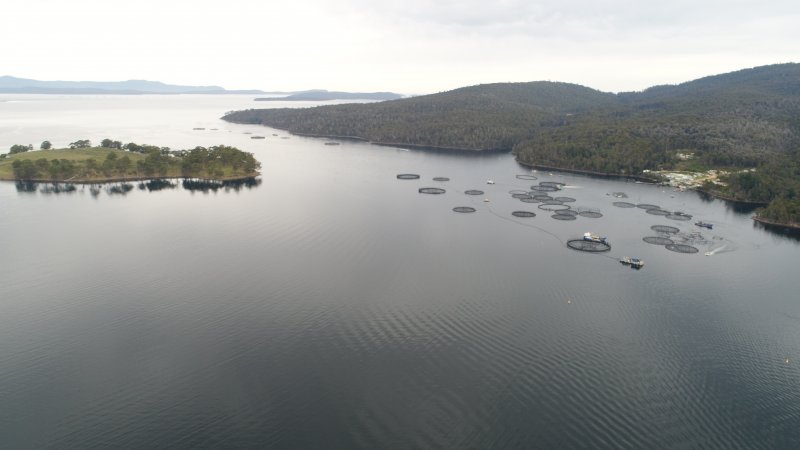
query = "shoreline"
(752, 216, 800, 230)
(0, 173, 260, 184)
(514, 159, 662, 184)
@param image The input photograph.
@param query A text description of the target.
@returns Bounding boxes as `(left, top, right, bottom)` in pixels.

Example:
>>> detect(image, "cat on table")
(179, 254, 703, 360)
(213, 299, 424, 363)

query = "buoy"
(566, 299, 572, 304)
(786, 357, 790, 364)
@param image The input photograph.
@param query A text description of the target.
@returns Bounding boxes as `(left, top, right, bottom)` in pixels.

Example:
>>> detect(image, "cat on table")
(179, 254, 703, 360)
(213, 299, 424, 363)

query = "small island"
(0, 139, 260, 183)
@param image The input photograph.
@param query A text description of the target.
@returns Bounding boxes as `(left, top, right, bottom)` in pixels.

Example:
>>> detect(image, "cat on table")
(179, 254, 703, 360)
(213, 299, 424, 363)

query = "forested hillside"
(223, 64, 800, 225)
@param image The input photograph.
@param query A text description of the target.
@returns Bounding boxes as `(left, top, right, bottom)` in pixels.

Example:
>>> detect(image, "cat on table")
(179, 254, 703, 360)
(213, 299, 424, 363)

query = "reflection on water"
(13, 177, 262, 196)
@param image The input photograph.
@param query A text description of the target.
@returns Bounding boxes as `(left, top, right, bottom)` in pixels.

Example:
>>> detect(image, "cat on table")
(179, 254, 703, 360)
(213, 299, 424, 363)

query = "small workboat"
(695, 221, 713, 229)
(486, 179, 495, 185)
(620, 256, 644, 268)
(583, 232, 608, 244)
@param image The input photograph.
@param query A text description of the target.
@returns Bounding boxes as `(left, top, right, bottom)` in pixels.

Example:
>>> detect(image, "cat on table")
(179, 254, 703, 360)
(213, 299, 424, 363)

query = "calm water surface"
(1, 95, 799, 449)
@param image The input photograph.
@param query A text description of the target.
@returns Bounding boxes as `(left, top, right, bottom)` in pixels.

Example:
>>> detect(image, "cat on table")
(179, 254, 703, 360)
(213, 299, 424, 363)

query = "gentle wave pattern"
(1, 95, 800, 449)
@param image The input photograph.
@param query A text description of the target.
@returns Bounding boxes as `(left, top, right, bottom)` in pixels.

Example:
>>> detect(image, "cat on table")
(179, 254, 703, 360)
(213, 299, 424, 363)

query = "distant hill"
(255, 90, 403, 102)
(0, 76, 265, 94)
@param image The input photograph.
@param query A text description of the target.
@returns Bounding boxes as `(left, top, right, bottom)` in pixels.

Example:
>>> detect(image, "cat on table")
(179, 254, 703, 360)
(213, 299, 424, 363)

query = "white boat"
(583, 232, 607, 244)
(486, 179, 495, 184)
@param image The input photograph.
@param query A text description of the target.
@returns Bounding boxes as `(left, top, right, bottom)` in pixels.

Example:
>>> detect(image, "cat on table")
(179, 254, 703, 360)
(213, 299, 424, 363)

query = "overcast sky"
(3, 0, 798, 94)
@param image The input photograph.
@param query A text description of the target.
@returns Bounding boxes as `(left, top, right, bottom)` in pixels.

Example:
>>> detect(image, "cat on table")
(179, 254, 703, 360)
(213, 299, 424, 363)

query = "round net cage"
(419, 187, 446, 194)
(567, 239, 611, 252)
(651, 225, 680, 234)
(552, 213, 577, 220)
(433, 177, 450, 182)
(554, 196, 576, 203)
(397, 173, 420, 180)
(643, 236, 675, 245)
(465, 190, 484, 196)
(613, 201, 636, 208)
(453, 206, 476, 213)
(665, 243, 700, 254)
(520, 197, 540, 203)
(509, 189, 529, 195)
(512, 193, 533, 199)
(556, 209, 579, 216)
(542, 200, 564, 205)
(512, 210, 536, 218)
(646, 209, 671, 216)
(637, 203, 660, 210)
(666, 213, 692, 221)
(578, 211, 603, 218)
(533, 194, 553, 201)
(539, 203, 570, 211)
(516, 174, 538, 180)
(539, 181, 566, 188)
(531, 185, 560, 192)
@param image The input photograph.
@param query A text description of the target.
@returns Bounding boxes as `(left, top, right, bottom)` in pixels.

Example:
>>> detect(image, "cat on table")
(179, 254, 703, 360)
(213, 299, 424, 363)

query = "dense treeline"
(2, 142, 260, 181)
(224, 63, 800, 224)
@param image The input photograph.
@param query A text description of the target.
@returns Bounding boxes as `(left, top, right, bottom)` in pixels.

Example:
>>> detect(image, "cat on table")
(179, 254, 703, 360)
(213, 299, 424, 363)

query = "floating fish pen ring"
(464, 190, 484, 196)
(433, 177, 450, 182)
(666, 214, 692, 221)
(567, 240, 611, 252)
(636, 203, 660, 210)
(520, 197, 540, 203)
(516, 174, 538, 180)
(539, 181, 566, 188)
(397, 174, 420, 180)
(643, 236, 675, 245)
(578, 211, 603, 218)
(613, 201, 636, 208)
(552, 214, 577, 220)
(651, 225, 680, 234)
(418, 187, 446, 194)
(666, 244, 700, 254)
(646, 209, 671, 216)
(453, 206, 476, 213)
(554, 196, 576, 203)
(530, 185, 560, 192)
(538, 203, 570, 211)
(511, 211, 536, 218)
(512, 193, 533, 199)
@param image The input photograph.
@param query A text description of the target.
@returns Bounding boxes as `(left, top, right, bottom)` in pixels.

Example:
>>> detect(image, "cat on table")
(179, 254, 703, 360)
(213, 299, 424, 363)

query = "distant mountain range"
(0, 76, 266, 95)
(255, 90, 403, 101)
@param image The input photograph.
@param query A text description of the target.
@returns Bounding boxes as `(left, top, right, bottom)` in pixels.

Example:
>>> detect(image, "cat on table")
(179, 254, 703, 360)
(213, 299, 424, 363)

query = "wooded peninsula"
(0, 140, 260, 183)
(222, 63, 800, 227)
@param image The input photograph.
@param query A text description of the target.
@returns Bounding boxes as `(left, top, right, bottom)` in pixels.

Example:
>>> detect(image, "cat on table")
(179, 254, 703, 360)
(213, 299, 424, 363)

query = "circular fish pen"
(637, 203, 660, 210)
(533, 194, 554, 201)
(643, 236, 675, 245)
(666, 213, 692, 221)
(552, 214, 577, 220)
(539, 203, 570, 212)
(651, 225, 680, 234)
(556, 209, 579, 216)
(516, 174, 538, 180)
(453, 206, 476, 213)
(397, 174, 420, 180)
(511, 211, 536, 218)
(578, 211, 603, 218)
(613, 201, 636, 208)
(531, 185, 560, 192)
(646, 209, 671, 216)
(554, 196, 576, 203)
(567, 240, 611, 252)
(418, 187, 446, 194)
(465, 190, 484, 196)
(539, 181, 566, 188)
(433, 177, 450, 182)
(666, 244, 700, 254)
(512, 193, 533, 199)
(520, 197, 540, 203)
(509, 189, 529, 195)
